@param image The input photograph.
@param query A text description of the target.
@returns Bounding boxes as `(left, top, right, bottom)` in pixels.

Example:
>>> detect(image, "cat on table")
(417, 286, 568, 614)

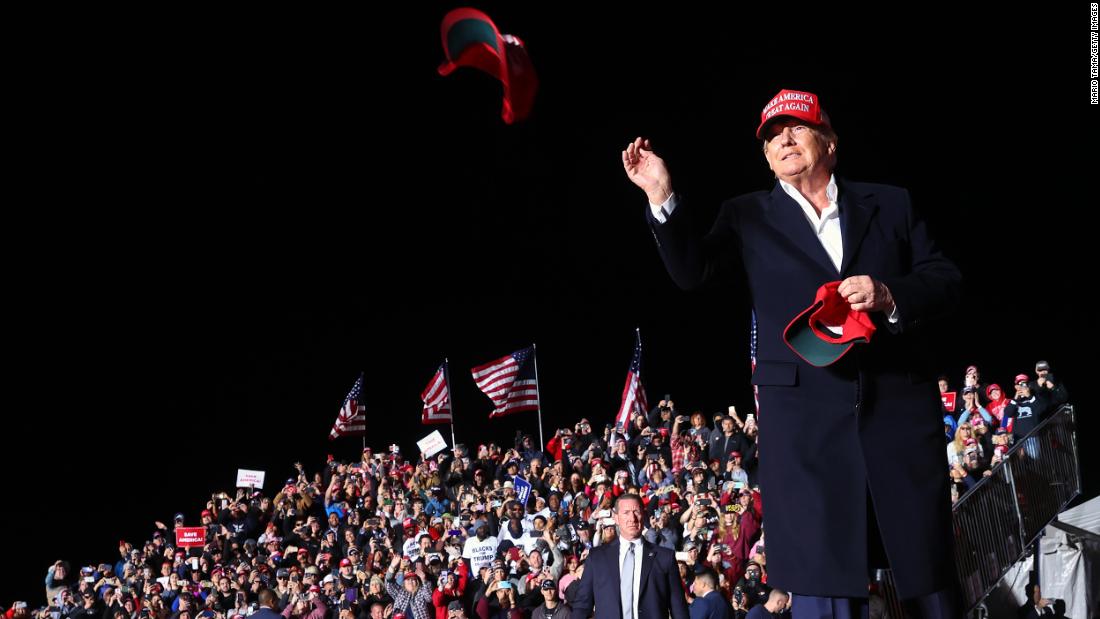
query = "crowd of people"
(12, 360, 1067, 619)
(941, 361, 1069, 502)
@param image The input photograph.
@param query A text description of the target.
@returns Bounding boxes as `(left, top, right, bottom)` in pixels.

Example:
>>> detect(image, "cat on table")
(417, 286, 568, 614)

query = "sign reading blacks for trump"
(175, 527, 206, 548)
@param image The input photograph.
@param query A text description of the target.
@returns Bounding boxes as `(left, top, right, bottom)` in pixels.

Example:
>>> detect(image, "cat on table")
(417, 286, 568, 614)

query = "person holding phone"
(45, 561, 75, 607)
(478, 578, 522, 619)
(382, 556, 433, 619)
(723, 452, 749, 488)
(432, 566, 469, 619)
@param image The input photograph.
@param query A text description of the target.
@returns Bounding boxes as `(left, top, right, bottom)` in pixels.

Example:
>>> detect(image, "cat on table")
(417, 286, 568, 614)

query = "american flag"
(615, 330, 649, 431)
(470, 346, 539, 418)
(329, 373, 367, 440)
(421, 362, 453, 424)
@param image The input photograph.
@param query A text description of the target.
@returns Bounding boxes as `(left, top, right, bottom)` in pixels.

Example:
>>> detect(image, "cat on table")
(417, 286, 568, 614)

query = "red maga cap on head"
(756, 89, 830, 139)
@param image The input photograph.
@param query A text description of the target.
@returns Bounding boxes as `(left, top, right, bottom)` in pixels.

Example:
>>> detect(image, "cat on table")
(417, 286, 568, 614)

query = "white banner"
(416, 430, 448, 458)
(236, 469, 266, 489)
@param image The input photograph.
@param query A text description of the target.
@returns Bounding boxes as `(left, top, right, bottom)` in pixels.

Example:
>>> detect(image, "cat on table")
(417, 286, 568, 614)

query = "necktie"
(621, 541, 635, 619)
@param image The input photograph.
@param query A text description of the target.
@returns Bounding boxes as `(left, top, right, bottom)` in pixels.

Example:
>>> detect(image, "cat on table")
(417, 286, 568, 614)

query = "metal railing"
(951, 404, 1080, 613)
(872, 405, 1080, 617)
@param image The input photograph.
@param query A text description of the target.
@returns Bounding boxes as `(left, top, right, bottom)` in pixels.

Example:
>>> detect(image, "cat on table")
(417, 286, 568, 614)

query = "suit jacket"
(1017, 603, 1054, 619)
(569, 538, 688, 619)
(690, 590, 733, 619)
(250, 607, 283, 619)
(648, 178, 961, 599)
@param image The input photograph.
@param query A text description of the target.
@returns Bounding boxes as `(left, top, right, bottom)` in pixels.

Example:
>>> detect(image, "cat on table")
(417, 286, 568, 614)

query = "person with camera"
(685, 463, 717, 495)
(643, 504, 681, 551)
(278, 586, 326, 619)
(960, 366, 990, 407)
(545, 429, 575, 464)
(954, 386, 992, 428)
(723, 453, 749, 489)
(948, 461, 977, 503)
(676, 412, 709, 447)
(361, 575, 393, 617)
(54, 588, 79, 619)
(638, 455, 674, 498)
(431, 564, 469, 619)
(984, 384, 1011, 427)
(516, 433, 544, 464)
(525, 459, 553, 500)
(217, 501, 258, 545)
(716, 503, 756, 581)
(476, 575, 522, 619)
(383, 555, 433, 619)
(608, 438, 642, 484)
(564, 420, 596, 460)
(959, 447, 989, 486)
(968, 417, 996, 470)
(647, 398, 677, 434)
(45, 561, 75, 607)
(1029, 360, 1068, 409)
(732, 563, 770, 613)
(1004, 374, 1052, 441)
(67, 588, 101, 619)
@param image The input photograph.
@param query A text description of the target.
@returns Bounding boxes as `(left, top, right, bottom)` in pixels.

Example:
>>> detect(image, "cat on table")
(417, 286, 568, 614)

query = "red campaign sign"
(941, 392, 957, 412)
(175, 527, 206, 548)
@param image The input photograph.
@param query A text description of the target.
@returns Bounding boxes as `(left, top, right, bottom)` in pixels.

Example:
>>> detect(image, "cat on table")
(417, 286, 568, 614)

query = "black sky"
(7, 3, 1093, 606)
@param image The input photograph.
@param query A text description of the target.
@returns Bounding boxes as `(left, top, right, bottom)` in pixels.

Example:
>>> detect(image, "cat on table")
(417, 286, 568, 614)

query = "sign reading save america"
(176, 527, 206, 548)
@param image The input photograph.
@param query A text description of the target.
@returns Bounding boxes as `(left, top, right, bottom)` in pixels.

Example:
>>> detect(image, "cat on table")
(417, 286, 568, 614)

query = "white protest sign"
(236, 469, 266, 489)
(416, 430, 448, 458)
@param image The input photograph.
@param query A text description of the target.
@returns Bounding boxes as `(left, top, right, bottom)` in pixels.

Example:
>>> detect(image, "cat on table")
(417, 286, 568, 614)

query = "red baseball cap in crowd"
(756, 88, 832, 139)
(783, 281, 876, 367)
(1014, 374, 1030, 384)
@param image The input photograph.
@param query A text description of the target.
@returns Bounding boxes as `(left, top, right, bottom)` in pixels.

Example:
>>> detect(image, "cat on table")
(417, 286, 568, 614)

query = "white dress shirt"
(779, 175, 843, 273)
(618, 537, 643, 619)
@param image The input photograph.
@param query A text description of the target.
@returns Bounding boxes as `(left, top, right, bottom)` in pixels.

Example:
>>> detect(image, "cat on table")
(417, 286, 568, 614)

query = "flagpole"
(444, 358, 457, 449)
(532, 342, 545, 447)
(635, 327, 644, 418)
(361, 370, 368, 453)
